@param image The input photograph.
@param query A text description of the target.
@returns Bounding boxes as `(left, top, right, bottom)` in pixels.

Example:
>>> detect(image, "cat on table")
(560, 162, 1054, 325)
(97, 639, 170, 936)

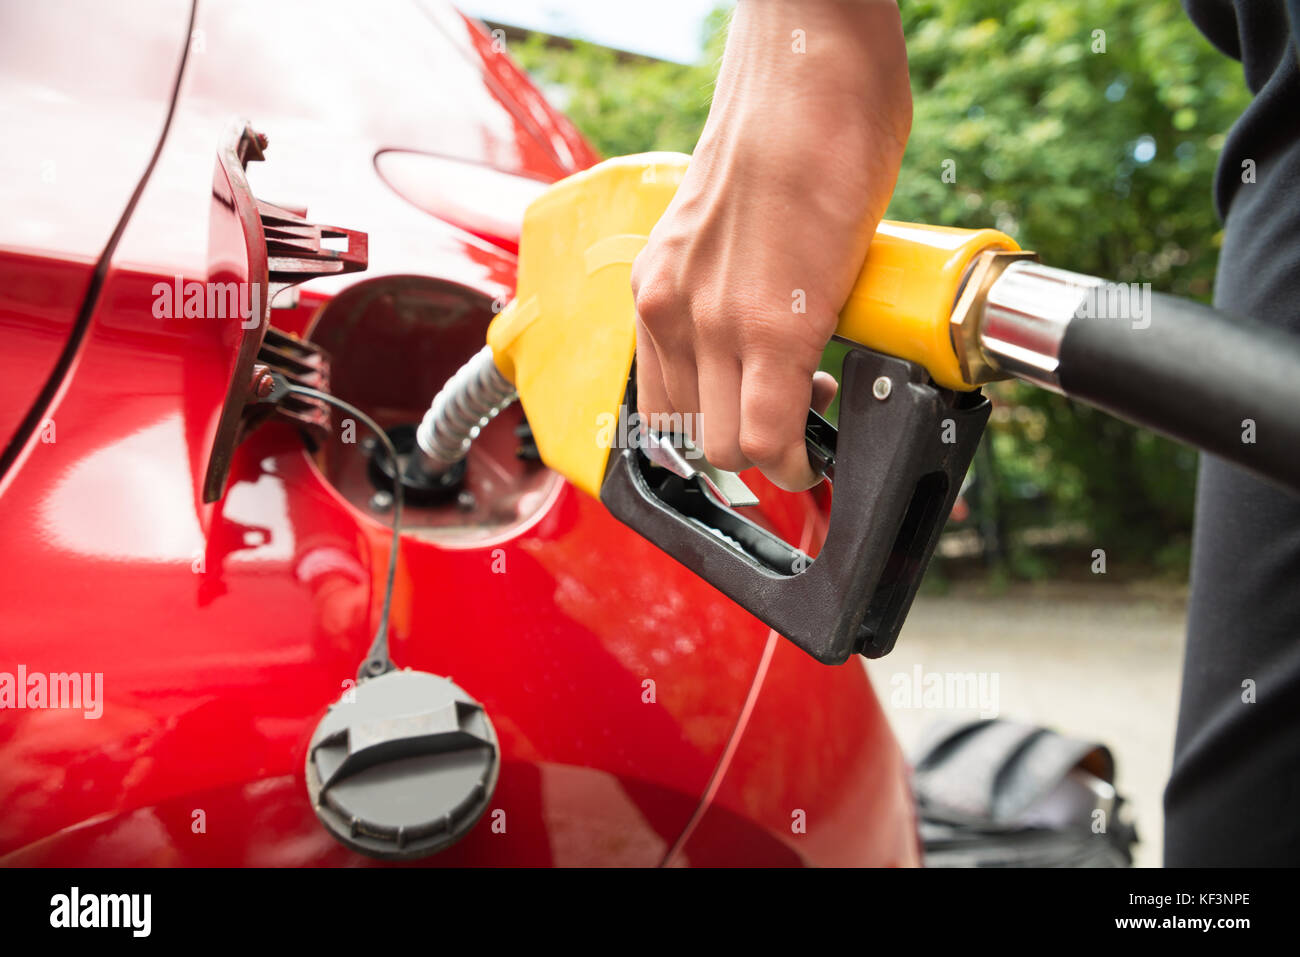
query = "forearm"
(700, 0, 911, 225)
(708, 0, 912, 149)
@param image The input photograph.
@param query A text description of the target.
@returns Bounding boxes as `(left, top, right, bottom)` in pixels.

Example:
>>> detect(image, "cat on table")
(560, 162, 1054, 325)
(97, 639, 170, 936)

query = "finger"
(648, 328, 700, 418)
(811, 371, 838, 416)
(739, 356, 822, 492)
(695, 352, 749, 473)
(635, 318, 673, 419)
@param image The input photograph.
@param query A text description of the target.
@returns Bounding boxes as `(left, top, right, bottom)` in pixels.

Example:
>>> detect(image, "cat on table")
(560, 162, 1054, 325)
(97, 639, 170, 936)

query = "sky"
(461, 0, 724, 63)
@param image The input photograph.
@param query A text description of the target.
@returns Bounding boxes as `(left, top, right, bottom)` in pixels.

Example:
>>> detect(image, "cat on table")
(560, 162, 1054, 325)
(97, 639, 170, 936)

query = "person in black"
(1165, 0, 1300, 866)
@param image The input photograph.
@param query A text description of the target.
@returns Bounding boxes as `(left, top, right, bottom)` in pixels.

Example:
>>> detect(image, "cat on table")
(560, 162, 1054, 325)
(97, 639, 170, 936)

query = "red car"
(0, 0, 916, 866)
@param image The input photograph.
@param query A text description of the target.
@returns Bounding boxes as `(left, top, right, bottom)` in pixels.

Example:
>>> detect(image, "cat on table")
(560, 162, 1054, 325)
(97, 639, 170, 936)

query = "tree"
(512, 1, 1251, 574)
(891, 1, 1247, 570)
(509, 8, 728, 158)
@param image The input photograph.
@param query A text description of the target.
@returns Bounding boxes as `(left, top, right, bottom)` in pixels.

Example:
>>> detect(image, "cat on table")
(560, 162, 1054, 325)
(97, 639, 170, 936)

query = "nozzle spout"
(414, 345, 516, 478)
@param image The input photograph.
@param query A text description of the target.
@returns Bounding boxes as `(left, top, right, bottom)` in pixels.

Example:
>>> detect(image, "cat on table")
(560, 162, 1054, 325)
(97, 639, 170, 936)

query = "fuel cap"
(305, 669, 499, 861)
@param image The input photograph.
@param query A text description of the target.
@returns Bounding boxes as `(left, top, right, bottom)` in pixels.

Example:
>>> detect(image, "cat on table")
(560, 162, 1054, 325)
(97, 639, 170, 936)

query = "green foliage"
(895, 1, 1244, 297)
(891, 0, 1247, 569)
(509, 8, 730, 157)
(512, 1, 1250, 574)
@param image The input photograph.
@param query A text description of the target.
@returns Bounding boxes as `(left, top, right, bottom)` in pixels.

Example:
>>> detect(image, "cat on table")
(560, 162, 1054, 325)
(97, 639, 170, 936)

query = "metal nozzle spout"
(414, 345, 517, 478)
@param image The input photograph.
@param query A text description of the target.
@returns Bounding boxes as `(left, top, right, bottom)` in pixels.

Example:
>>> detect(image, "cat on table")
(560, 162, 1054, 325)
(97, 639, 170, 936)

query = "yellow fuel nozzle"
(484, 152, 1022, 498)
(835, 221, 1025, 389)
(486, 154, 690, 498)
(457, 151, 1300, 667)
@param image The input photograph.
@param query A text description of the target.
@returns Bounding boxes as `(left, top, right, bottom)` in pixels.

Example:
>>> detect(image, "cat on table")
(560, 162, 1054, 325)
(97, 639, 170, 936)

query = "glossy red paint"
(0, 0, 193, 454)
(0, 0, 917, 866)
(374, 150, 551, 254)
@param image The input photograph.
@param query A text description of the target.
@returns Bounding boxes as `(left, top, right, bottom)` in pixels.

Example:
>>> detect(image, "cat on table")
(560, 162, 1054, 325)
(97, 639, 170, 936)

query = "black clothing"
(1166, 1, 1300, 865)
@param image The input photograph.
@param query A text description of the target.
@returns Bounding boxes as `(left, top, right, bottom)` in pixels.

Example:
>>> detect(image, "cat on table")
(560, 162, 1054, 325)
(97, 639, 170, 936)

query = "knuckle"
(737, 426, 784, 468)
(742, 317, 829, 365)
(690, 301, 733, 344)
(703, 435, 746, 473)
(631, 269, 677, 329)
(628, 244, 655, 292)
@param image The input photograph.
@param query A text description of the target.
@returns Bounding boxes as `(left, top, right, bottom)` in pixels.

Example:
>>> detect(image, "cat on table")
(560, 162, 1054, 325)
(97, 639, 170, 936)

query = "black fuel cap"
(305, 670, 499, 861)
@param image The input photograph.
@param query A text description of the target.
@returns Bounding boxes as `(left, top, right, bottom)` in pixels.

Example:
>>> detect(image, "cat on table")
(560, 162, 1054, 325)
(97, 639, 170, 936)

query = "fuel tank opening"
(304, 276, 561, 545)
(366, 422, 467, 506)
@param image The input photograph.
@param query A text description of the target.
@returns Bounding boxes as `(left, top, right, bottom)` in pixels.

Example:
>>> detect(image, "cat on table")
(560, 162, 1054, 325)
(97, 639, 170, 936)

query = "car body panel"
(0, 0, 917, 866)
(0, 0, 192, 457)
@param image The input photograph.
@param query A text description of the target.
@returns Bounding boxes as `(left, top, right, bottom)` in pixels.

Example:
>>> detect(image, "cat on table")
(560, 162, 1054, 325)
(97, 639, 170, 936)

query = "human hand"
(631, 0, 911, 490)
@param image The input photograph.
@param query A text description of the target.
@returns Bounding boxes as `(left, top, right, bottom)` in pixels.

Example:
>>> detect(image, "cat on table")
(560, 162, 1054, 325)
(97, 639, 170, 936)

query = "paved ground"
(862, 580, 1187, 868)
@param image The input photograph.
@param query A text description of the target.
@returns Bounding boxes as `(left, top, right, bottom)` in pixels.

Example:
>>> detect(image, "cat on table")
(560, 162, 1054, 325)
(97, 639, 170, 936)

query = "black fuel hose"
(1056, 293, 1300, 492)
